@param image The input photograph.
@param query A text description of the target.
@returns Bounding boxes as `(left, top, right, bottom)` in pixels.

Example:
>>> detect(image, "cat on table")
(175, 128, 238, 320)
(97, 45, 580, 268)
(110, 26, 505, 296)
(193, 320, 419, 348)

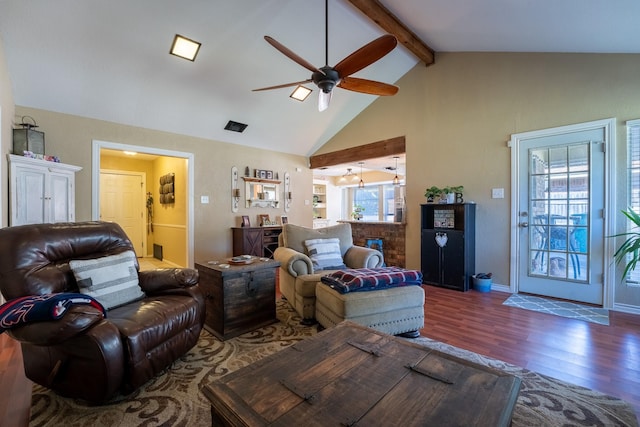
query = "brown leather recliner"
(0, 221, 205, 404)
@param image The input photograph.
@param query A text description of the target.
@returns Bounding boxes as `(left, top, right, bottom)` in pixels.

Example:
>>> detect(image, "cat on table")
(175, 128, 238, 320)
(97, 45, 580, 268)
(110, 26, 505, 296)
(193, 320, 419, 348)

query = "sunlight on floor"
(138, 257, 174, 271)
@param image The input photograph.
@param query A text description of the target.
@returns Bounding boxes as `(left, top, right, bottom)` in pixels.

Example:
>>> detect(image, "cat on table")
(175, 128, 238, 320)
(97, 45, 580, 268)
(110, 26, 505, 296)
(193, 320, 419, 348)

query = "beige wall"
(15, 106, 313, 264)
(0, 35, 14, 228)
(318, 52, 640, 308)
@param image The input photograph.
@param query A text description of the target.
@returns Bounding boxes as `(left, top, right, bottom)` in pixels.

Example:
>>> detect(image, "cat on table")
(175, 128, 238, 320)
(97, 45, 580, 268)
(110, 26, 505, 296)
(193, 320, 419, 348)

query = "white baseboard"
(612, 303, 640, 315)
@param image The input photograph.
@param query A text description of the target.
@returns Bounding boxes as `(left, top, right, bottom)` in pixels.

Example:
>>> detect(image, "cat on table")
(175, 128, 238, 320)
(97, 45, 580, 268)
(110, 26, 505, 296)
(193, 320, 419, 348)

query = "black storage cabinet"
(421, 203, 476, 291)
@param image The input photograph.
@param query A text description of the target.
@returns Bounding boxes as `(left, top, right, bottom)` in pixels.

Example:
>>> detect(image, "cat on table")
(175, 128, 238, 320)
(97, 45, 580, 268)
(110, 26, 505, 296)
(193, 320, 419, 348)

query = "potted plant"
(351, 204, 365, 220)
(424, 186, 442, 203)
(442, 185, 464, 204)
(424, 185, 464, 203)
(613, 208, 640, 279)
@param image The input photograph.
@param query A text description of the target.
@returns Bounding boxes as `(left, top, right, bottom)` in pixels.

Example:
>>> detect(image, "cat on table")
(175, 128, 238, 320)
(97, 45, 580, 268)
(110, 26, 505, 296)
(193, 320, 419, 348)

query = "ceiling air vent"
(224, 120, 248, 133)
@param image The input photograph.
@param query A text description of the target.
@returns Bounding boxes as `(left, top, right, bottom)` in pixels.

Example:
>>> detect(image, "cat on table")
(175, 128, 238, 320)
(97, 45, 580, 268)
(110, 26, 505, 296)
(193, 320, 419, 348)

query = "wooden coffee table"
(202, 321, 521, 426)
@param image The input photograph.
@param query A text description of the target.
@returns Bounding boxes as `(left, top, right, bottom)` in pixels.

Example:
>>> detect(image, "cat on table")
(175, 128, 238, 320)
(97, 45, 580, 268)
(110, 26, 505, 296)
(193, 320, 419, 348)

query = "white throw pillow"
(70, 250, 144, 310)
(304, 238, 346, 270)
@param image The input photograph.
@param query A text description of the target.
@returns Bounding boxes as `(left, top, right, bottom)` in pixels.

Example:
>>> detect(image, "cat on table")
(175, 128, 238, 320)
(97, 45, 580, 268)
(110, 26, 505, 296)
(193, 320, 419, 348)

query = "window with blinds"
(626, 119, 640, 285)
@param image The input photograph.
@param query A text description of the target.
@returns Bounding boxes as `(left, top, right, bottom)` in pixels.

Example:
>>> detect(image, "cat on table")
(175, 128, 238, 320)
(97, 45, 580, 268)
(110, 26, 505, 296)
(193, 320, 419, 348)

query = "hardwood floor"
(0, 333, 30, 427)
(1, 285, 639, 425)
(421, 285, 640, 420)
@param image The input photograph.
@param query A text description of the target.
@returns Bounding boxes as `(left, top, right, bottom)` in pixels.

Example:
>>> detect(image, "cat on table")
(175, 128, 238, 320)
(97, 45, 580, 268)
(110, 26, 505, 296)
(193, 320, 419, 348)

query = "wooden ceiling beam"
(309, 136, 405, 169)
(347, 0, 435, 66)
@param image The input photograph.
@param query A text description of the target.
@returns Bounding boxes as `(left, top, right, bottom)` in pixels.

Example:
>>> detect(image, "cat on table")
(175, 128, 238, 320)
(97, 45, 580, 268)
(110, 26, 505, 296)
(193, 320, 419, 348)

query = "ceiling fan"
(252, 0, 399, 111)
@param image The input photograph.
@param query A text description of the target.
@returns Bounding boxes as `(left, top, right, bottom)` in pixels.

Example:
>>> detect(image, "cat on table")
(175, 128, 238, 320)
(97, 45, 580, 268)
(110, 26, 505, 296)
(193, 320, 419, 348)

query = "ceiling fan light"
(290, 85, 312, 101)
(318, 90, 332, 112)
(169, 34, 201, 61)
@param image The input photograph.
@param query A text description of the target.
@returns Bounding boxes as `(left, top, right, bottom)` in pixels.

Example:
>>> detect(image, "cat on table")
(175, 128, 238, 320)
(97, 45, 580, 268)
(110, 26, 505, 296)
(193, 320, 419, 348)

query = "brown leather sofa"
(0, 221, 205, 404)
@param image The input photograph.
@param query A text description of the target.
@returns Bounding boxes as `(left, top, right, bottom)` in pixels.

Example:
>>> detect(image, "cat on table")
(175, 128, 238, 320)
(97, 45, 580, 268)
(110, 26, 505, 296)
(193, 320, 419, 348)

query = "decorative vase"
(445, 193, 455, 204)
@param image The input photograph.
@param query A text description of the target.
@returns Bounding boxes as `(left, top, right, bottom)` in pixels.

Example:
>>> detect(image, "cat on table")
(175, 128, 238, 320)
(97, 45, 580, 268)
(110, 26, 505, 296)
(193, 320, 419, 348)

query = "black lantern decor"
(13, 116, 45, 155)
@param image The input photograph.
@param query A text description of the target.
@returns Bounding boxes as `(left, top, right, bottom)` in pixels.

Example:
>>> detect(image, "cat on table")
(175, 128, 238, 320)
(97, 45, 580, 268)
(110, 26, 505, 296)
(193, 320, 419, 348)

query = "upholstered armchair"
(273, 223, 383, 323)
(0, 221, 205, 404)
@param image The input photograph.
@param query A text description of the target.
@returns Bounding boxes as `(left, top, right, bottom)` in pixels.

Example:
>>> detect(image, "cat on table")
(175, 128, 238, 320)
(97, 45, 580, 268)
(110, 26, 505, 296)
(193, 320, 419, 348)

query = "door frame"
(509, 118, 617, 308)
(91, 139, 195, 267)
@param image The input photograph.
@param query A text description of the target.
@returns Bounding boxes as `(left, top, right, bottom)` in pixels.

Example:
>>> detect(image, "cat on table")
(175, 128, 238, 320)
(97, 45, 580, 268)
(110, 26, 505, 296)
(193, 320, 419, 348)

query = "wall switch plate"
(304, 199, 310, 205)
(201, 195, 209, 204)
(491, 188, 504, 199)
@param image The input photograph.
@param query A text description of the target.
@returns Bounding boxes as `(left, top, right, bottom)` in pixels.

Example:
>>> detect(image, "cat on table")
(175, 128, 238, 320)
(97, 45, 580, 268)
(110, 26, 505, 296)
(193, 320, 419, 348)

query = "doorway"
(510, 119, 616, 306)
(91, 140, 195, 267)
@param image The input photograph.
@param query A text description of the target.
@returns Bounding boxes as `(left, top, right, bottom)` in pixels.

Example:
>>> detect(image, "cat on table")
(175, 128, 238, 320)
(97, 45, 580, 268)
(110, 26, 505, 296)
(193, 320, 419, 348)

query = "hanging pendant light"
(392, 156, 400, 185)
(358, 162, 365, 188)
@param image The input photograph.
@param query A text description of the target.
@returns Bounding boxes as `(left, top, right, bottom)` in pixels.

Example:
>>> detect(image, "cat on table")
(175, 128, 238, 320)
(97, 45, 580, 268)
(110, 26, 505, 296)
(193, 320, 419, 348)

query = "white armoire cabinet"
(8, 154, 82, 226)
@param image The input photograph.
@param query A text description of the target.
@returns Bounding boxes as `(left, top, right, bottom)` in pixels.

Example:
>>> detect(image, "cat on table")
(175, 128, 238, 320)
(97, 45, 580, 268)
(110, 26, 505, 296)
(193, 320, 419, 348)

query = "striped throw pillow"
(304, 238, 346, 270)
(70, 250, 144, 310)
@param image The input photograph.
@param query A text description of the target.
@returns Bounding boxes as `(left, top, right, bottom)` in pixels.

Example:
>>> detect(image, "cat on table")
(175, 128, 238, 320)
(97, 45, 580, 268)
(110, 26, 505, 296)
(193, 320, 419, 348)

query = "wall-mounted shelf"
(242, 176, 281, 185)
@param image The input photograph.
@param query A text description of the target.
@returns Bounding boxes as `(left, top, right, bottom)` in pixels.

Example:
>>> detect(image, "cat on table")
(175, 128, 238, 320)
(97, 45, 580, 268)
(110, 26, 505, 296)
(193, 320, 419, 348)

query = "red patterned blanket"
(321, 267, 423, 294)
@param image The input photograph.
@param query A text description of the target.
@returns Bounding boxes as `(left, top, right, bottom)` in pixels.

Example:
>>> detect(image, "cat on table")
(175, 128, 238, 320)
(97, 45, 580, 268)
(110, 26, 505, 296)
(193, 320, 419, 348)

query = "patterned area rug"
(29, 300, 636, 427)
(503, 293, 610, 325)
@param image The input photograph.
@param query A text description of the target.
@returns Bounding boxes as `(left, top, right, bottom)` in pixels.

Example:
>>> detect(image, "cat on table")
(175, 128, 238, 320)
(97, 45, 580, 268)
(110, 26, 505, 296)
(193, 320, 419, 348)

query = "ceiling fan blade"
(264, 36, 323, 74)
(334, 34, 397, 78)
(338, 77, 398, 96)
(252, 79, 312, 92)
(318, 90, 332, 112)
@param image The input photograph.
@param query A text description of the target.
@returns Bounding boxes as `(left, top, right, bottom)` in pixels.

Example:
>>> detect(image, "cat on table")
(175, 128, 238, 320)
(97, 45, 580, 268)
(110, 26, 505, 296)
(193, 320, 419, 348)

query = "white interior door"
(515, 125, 606, 305)
(100, 171, 145, 256)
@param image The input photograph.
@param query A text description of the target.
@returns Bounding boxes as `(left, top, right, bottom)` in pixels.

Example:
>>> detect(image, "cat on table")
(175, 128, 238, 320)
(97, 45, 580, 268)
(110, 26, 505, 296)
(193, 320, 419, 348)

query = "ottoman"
(315, 283, 425, 337)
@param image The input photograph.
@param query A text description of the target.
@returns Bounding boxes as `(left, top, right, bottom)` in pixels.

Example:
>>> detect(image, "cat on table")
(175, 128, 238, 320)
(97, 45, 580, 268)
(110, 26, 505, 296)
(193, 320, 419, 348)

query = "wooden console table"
(232, 226, 282, 259)
(203, 321, 521, 426)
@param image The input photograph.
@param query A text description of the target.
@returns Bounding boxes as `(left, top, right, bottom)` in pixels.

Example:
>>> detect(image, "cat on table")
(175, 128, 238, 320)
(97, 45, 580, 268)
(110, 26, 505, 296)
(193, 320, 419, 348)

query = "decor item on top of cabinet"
(424, 185, 464, 204)
(159, 173, 175, 204)
(259, 214, 270, 226)
(13, 116, 45, 156)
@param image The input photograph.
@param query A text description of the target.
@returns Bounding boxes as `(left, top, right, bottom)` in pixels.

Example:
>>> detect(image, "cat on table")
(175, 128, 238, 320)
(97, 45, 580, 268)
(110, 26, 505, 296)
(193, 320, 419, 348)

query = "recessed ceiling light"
(290, 85, 312, 102)
(123, 151, 137, 156)
(170, 34, 201, 61)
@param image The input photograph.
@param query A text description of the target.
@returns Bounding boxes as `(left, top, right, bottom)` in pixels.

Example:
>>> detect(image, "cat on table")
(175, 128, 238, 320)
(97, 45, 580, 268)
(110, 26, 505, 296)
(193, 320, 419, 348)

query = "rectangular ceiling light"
(290, 85, 312, 101)
(170, 34, 201, 61)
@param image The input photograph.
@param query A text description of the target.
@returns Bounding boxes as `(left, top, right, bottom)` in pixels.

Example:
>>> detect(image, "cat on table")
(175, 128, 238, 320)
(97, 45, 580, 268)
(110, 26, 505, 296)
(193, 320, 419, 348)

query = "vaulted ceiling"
(1, 0, 639, 161)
